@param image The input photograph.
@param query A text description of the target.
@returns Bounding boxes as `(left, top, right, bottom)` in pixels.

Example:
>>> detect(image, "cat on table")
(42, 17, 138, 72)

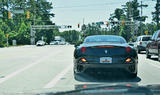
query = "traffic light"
(8, 10, 11, 19)
(106, 21, 109, 27)
(121, 20, 125, 25)
(111, 21, 119, 25)
(78, 24, 80, 28)
(27, 10, 30, 19)
(68, 25, 72, 28)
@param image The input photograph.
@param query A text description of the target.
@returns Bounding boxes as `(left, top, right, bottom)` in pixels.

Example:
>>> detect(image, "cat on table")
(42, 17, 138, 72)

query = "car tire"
(74, 70, 82, 80)
(146, 49, 151, 58)
(158, 48, 160, 62)
(138, 50, 141, 54)
(130, 73, 137, 78)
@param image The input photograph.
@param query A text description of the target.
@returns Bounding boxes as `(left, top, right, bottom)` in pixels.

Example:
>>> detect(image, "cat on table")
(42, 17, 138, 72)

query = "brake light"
(126, 58, 132, 63)
(126, 47, 131, 52)
(81, 58, 87, 63)
(139, 42, 142, 45)
(81, 47, 86, 53)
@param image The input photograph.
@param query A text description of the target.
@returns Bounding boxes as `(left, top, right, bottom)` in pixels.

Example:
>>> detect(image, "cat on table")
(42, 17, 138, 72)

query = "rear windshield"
(142, 37, 151, 41)
(84, 36, 126, 43)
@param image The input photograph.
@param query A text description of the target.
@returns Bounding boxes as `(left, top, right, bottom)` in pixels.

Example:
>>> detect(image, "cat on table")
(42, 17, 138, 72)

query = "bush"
(0, 29, 6, 47)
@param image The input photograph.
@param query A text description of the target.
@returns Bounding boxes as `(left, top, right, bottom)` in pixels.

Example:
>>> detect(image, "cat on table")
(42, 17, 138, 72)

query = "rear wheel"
(137, 49, 141, 54)
(130, 73, 137, 78)
(74, 69, 82, 80)
(146, 49, 151, 58)
(158, 48, 160, 62)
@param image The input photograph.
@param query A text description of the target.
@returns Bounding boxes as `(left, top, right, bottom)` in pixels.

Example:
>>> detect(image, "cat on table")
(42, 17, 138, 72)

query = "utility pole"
(30, 0, 36, 45)
(156, 0, 160, 30)
(128, 0, 134, 40)
(139, 1, 148, 35)
(140, 1, 143, 35)
(83, 18, 85, 25)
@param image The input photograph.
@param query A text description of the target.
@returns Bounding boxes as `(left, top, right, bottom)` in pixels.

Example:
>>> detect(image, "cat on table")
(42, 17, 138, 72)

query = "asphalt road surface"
(0, 45, 160, 94)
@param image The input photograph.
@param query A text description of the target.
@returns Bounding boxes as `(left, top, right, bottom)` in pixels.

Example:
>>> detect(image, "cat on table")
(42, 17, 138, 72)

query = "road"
(0, 45, 160, 94)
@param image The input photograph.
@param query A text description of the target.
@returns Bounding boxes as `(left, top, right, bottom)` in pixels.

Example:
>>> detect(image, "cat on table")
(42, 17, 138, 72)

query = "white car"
(36, 40, 45, 46)
(59, 41, 66, 45)
(134, 35, 152, 53)
(50, 41, 58, 45)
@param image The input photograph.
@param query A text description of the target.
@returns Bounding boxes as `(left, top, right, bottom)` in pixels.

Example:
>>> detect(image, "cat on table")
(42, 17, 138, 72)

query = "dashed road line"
(0, 52, 57, 85)
(44, 65, 72, 88)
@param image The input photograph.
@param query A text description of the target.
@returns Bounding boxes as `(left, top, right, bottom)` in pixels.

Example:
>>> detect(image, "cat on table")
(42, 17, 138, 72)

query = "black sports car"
(74, 35, 138, 78)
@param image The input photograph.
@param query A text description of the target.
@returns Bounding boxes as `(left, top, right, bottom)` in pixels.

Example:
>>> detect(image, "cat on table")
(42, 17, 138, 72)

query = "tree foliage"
(0, 0, 55, 46)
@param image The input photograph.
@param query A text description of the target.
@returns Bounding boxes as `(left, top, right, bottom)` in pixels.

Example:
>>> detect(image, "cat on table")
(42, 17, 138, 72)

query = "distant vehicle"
(74, 35, 138, 79)
(36, 40, 45, 46)
(134, 35, 152, 53)
(128, 42, 135, 47)
(54, 36, 65, 45)
(59, 41, 66, 45)
(146, 30, 160, 62)
(65, 42, 70, 45)
(55, 36, 61, 41)
(50, 41, 58, 45)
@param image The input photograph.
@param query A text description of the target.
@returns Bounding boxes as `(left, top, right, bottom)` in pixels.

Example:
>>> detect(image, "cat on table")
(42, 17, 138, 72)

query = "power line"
(53, 2, 125, 9)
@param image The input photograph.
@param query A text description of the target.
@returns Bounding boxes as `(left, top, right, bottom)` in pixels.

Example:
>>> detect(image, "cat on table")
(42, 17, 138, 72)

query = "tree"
(0, 29, 6, 47)
(61, 30, 80, 44)
(16, 22, 30, 44)
(113, 8, 125, 20)
(0, 0, 56, 46)
(152, 0, 160, 29)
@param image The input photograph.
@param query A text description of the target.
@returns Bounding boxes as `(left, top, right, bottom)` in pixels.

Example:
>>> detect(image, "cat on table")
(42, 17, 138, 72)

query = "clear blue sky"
(48, 0, 155, 30)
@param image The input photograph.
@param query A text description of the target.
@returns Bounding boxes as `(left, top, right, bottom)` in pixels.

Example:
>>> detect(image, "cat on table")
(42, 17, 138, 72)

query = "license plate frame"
(100, 57, 112, 63)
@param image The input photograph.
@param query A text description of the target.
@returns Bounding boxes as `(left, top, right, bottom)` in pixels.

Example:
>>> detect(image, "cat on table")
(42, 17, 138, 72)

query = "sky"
(48, 0, 156, 30)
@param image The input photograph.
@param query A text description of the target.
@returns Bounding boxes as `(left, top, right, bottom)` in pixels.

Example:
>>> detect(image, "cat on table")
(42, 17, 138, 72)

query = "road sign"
(145, 31, 148, 35)
(13, 10, 24, 14)
(6, 34, 9, 38)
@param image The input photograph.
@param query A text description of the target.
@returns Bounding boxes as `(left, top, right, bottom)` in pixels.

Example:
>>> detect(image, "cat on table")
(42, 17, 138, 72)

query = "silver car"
(134, 35, 152, 53)
(36, 40, 45, 46)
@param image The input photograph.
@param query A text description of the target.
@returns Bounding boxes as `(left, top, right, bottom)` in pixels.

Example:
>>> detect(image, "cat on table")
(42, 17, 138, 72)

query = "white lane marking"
(0, 53, 54, 84)
(44, 65, 72, 88)
(148, 62, 160, 69)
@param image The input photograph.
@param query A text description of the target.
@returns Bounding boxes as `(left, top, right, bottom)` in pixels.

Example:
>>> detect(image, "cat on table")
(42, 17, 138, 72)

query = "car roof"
(86, 35, 124, 38)
(138, 35, 152, 37)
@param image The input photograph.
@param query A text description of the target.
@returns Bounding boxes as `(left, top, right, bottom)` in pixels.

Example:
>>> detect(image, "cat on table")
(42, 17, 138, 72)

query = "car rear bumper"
(75, 63, 137, 74)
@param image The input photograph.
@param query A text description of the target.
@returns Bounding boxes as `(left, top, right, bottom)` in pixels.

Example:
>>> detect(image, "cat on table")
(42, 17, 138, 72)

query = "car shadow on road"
(75, 73, 141, 83)
(149, 57, 158, 61)
(139, 51, 146, 55)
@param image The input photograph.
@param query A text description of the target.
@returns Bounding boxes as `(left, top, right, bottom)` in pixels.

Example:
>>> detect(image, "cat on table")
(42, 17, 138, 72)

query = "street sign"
(13, 10, 24, 14)
(145, 31, 148, 35)
(6, 34, 9, 38)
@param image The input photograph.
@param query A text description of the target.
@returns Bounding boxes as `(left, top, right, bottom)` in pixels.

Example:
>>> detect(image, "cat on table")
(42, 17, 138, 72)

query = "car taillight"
(126, 47, 131, 53)
(126, 58, 132, 63)
(81, 58, 87, 63)
(139, 42, 142, 45)
(81, 47, 86, 53)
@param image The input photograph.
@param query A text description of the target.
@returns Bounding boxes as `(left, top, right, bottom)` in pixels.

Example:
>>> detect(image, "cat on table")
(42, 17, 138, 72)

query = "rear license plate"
(100, 57, 112, 63)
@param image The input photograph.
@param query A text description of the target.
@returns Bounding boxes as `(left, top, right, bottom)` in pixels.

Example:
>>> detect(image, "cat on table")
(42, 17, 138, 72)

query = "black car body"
(146, 30, 160, 62)
(74, 35, 138, 78)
